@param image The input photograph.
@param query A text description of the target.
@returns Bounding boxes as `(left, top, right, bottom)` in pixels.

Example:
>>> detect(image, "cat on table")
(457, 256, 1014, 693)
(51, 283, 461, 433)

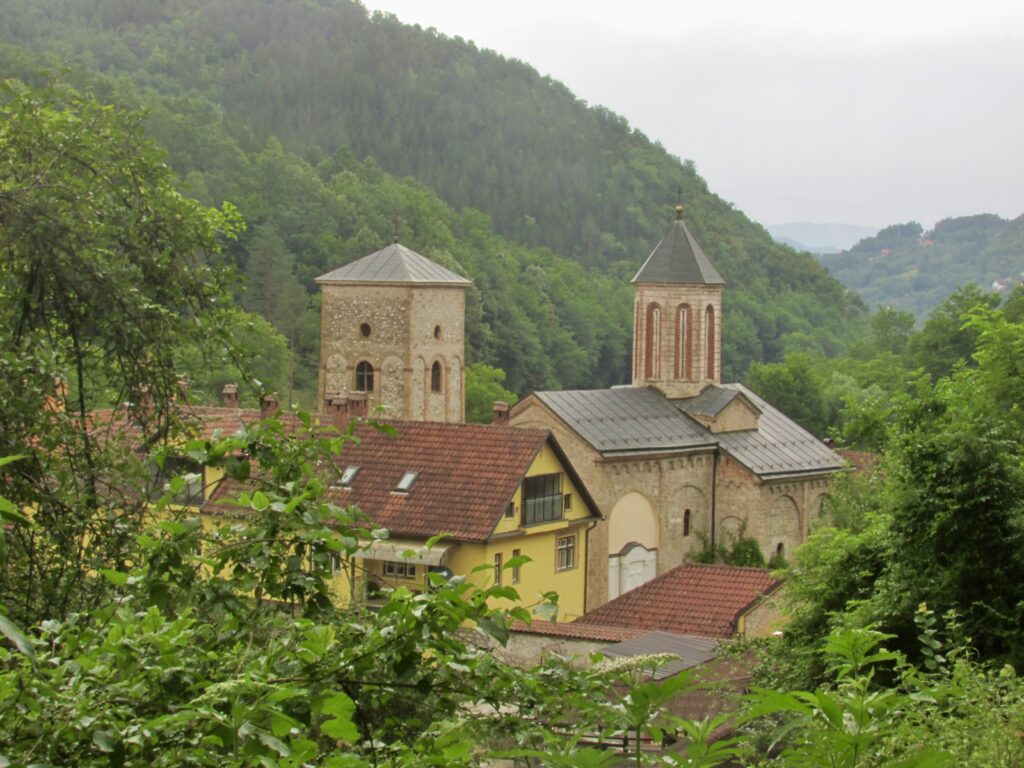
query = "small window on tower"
(360, 323, 372, 337)
(355, 361, 374, 392)
(434, 324, 442, 339)
(431, 361, 443, 392)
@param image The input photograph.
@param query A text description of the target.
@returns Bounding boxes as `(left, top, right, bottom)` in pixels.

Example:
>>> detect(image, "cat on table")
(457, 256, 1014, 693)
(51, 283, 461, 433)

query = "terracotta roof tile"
(510, 620, 640, 643)
(208, 420, 556, 542)
(575, 564, 782, 639)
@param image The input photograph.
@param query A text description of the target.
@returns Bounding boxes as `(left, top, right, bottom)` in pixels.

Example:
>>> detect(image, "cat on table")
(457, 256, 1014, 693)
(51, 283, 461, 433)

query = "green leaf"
(100, 569, 129, 587)
(92, 730, 116, 753)
(477, 614, 510, 645)
(0, 497, 28, 525)
(0, 614, 35, 666)
(251, 491, 270, 511)
(320, 692, 358, 742)
(258, 731, 290, 757)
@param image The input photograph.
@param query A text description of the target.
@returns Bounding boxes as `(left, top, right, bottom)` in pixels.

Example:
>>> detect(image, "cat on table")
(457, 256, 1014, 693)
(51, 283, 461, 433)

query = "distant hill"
(767, 222, 879, 253)
(0, 0, 867, 388)
(772, 236, 841, 255)
(820, 215, 1024, 319)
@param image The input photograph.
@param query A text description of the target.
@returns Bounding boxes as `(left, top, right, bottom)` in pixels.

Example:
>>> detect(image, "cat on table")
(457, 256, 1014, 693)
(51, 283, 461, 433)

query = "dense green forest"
(3, 79, 1023, 767)
(0, 0, 866, 406)
(820, 214, 1024, 319)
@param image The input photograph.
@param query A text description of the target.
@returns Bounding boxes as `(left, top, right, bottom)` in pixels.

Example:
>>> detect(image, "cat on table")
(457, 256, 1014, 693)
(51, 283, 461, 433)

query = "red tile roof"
(510, 620, 640, 643)
(208, 420, 585, 542)
(574, 564, 782, 639)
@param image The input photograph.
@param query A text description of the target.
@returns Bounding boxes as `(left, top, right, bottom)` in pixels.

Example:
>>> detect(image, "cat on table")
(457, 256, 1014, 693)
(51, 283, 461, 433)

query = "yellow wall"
(440, 442, 593, 621)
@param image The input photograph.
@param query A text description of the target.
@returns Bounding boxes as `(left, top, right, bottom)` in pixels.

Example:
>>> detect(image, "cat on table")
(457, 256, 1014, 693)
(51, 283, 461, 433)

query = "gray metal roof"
(678, 385, 752, 419)
(631, 212, 725, 286)
(533, 384, 842, 478)
(315, 242, 472, 286)
(674, 384, 844, 478)
(533, 388, 715, 456)
(598, 631, 719, 680)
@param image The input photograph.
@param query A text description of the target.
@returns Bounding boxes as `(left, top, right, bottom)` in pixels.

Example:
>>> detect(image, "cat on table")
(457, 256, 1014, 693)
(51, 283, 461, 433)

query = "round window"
(360, 323, 371, 337)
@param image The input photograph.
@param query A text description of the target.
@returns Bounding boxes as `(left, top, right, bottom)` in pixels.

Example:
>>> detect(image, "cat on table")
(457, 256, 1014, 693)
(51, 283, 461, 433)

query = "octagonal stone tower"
(316, 242, 471, 423)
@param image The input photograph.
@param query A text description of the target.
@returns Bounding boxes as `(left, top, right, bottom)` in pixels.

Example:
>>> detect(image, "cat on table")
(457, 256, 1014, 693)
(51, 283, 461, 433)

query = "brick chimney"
(261, 393, 279, 419)
(347, 392, 368, 420)
(324, 393, 349, 429)
(493, 401, 510, 424)
(221, 383, 240, 408)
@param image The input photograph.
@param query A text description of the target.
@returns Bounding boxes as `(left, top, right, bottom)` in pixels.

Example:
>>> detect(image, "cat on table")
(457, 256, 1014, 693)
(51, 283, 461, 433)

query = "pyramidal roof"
(316, 242, 471, 286)
(632, 207, 725, 285)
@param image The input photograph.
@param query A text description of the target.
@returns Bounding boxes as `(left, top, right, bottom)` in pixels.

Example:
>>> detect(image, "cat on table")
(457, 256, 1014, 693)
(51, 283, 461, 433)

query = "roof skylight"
(394, 471, 418, 492)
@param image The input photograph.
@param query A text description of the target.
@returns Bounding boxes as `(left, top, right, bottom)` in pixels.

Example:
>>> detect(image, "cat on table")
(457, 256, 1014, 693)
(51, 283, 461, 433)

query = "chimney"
(493, 401, 510, 424)
(221, 383, 240, 408)
(324, 393, 349, 429)
(347, 392, 368, 419)
(261, 393, 279, 419)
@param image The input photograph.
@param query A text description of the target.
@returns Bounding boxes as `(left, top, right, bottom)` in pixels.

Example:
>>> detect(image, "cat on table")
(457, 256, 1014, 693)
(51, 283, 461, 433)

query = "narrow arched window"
(705, 305, 715, 380)
(776, 542, 785, 560)
(675, 304, 692, 380)
(644, 303, 661, 379)
(355, 361, 374, 392)
(431, 361, 443, 392)
(683, 509, 692, 537)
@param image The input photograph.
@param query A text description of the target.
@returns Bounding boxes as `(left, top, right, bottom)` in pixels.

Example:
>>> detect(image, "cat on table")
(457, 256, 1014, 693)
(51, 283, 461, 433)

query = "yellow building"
(203, 415, 602, 621)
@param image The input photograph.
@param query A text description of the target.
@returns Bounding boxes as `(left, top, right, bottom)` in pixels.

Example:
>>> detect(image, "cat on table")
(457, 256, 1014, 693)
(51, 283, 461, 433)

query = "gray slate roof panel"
(679, 385, 743, 418)
(316, 243, 471, 286)
(674, 384, 844, 478)
(598, 631, 719, 680)
(534, 388, 714, 455)
(632, 218, 726, 285)
(536, 384, 842, 478)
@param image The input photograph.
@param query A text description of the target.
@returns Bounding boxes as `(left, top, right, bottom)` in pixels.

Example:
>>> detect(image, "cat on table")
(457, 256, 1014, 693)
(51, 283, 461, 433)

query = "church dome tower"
(631, 206, 724, 398)
(316, 242, 471, 423)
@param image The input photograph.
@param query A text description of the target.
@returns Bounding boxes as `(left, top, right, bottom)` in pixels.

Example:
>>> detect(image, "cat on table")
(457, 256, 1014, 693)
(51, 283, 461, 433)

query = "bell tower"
(316, 241, 471, 423)
(631, 205, 724, 399)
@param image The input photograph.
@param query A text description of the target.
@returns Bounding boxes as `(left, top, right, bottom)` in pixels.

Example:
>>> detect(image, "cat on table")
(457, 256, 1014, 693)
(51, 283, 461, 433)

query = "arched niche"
(766, 495, 801, 558)
(608, 491, 659, 554)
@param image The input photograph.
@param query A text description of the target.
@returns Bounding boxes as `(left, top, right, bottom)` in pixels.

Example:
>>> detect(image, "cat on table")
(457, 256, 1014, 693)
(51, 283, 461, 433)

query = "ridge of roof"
(315, 242, 472, 286)
(631, 216, 725, 286)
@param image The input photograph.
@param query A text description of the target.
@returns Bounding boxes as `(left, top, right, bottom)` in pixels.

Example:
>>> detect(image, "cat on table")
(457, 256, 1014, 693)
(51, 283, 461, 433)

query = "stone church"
(316, 210, 842, 612)
(507, 206, 842, 610)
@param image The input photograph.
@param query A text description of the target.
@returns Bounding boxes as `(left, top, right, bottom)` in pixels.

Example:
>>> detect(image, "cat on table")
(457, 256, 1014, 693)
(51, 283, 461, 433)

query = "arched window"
(431, 361, 443, 392)
(355, 361, 374, 392)
(683, 509, 692, 537)
(705, 305, 716, 380)
(674, 304, 692, 380)
(775, 542, 785, 560)
(644, 303, 661, 379)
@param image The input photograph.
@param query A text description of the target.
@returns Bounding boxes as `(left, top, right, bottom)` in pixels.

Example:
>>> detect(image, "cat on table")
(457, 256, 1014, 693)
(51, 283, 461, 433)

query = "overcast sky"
(361, 0, 1024, 230)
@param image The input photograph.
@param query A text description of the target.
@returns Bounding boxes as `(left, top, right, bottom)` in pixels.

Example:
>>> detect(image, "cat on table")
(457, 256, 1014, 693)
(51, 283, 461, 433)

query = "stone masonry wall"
(318, 283, 465, 423)
(633, 283, 722, 399)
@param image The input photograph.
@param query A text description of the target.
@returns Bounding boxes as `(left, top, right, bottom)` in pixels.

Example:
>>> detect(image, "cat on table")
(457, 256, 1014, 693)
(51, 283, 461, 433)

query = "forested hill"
(820, 214, 1024, 319)
(1, 0, 865, 400)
